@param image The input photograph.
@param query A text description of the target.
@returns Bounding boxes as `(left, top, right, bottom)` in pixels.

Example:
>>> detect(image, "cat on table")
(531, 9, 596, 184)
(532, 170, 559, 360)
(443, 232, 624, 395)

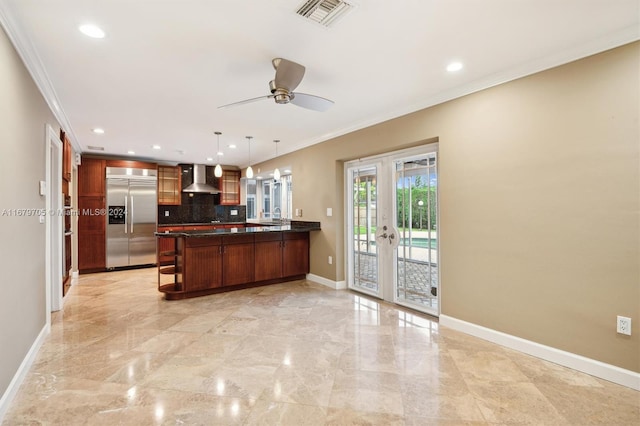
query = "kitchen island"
(156, 221, 320, 300)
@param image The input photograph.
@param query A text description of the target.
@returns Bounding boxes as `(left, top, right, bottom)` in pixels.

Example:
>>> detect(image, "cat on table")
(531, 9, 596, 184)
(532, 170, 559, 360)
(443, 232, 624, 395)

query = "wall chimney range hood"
(182, 164, 220, 194)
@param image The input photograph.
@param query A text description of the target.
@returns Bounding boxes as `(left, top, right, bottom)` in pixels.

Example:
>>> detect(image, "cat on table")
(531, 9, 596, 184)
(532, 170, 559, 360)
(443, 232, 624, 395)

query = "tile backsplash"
(158, 194, 246, 224)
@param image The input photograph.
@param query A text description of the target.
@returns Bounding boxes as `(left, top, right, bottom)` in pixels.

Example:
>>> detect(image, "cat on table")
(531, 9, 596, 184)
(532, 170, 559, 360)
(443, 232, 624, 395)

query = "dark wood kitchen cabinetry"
(77, 158, 106, 272)
(254, 232, 309, 281)
(157, 165, 181, 205)
(183, 237, 223, 292)
(254, 233, 283, 281)
(219, 170, 240, 205)
(283, 232, 310, 277)
(222, 234, 255, 286)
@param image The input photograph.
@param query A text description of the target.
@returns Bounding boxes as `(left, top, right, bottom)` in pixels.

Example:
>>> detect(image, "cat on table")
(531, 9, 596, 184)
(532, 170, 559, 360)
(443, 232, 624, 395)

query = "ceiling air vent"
(296, 0, 355, 27)
(87, 145, 104, 151)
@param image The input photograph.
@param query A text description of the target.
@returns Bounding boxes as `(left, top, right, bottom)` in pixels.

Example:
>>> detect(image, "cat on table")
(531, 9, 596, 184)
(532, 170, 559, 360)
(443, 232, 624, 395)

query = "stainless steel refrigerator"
(106, 167, 157, 268)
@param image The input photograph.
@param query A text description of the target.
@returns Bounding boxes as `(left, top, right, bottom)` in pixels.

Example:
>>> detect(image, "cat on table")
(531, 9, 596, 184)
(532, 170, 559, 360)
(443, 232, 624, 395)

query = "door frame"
(45, 124, 63, 317)
(344, 143, 440, 313)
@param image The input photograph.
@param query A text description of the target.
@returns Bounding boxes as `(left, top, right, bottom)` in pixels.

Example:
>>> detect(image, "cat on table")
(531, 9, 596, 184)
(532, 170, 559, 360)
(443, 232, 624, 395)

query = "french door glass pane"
(352, 166, 379, 293)
(395, 155, 438, 314)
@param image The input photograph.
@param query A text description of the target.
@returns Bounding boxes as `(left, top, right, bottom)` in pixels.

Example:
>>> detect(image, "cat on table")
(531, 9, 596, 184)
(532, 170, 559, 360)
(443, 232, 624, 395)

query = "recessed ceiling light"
(206, 157, 213, 162)
(79, 24, 105, 39)
(217, 151, 224, 156)
(152, 145, 161, 150)
(127, 150, 135, 155)
(284, 169, 292, 173)
(446, 61, 463, 72)
(228, 144, 237, 149)
(92, 128, 105, 134)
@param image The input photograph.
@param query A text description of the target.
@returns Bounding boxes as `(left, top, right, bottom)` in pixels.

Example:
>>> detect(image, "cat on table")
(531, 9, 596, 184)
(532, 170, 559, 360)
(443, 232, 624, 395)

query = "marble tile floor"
(3, 268, 638, 425)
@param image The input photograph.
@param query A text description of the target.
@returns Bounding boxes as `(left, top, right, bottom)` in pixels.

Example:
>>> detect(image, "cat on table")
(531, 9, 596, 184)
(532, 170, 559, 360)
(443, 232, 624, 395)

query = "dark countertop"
(158, 221, 246, 227)
(155, 221, 321, 237)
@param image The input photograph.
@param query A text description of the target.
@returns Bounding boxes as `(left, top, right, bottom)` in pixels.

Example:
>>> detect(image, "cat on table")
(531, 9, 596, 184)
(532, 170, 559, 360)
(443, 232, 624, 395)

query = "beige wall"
(255, 42, 640, 372)
(0, 26, 60, 397)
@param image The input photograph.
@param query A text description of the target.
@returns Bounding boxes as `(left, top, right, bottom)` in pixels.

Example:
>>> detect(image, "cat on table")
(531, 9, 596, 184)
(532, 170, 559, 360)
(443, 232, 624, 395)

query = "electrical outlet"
(328, 256, 332, 265)
(617, 316, 631, 335)
(164, 211, 169, 217)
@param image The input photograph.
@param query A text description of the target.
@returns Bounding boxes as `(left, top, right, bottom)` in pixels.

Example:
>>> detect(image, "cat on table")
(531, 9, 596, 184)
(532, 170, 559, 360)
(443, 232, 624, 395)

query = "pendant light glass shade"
(273, 139, 280, 181)
(246, 136, 254, 178)
(214, 131, 223, 177)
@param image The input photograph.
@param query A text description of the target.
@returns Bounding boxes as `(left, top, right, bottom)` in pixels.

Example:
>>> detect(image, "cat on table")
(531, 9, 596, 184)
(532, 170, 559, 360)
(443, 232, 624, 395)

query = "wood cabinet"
(78, 158, 106, 197)
(77, 158, 106, 272)
(222, 234, 255, 286)
(220, 170, 240, 205)
(157, 230, 313, 300)
(255, 233, 283, 281)
(60, 131, 72, 182)
(283, 232, 310, 277)
(183, 237, 223, 292)
(157, 165, 181, 205)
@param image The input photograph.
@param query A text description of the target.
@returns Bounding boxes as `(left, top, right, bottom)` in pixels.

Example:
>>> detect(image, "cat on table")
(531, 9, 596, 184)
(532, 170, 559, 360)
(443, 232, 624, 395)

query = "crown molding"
(285, 25, 640, 157)
(0, 1, 82, 153)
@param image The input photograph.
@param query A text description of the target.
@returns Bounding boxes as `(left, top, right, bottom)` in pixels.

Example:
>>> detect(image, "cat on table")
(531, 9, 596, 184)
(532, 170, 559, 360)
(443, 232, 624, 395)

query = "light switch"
(326, 208, 332, 217)
(39, 181, 46, 196)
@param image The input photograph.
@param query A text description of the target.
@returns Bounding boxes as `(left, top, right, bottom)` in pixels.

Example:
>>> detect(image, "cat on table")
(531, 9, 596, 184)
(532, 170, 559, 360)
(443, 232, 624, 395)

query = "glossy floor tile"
(3, 268, 639, 425)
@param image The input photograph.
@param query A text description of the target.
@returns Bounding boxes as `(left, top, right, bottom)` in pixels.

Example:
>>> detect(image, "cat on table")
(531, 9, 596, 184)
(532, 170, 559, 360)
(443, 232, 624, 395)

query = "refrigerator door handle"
(130, 195, 134, 233)
(124, 196, 128, 234)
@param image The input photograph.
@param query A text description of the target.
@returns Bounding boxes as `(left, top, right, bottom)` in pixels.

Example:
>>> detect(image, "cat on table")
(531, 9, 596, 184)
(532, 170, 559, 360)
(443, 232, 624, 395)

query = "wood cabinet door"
(282, 233, 310, 277)
(78, 195, 106, 271)
(220, 170, 240, 205)
(158, 165, 181, 205)
(184, 245, 222, 291)
(78, 158, 106, 196)
(223, 242, 255, 286)
(254, 240, 283, 281)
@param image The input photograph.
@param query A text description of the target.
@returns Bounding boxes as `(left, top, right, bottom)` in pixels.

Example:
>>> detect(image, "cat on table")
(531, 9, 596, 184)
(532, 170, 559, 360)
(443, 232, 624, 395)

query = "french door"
(346, 145, 439, 316)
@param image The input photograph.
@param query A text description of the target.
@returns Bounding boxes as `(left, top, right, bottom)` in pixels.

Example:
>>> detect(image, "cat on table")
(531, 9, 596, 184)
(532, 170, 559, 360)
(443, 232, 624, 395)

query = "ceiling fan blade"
(290, 93, 334, 112)
(273, 58, 305, 92)
(218, 95, 273, 109)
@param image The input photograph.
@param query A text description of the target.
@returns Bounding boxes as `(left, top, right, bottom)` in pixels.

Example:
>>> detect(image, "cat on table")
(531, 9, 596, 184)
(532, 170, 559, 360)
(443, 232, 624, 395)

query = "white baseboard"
(306, 273, 347, 290)
(0, 323, 50, 422)
(439, 315, 640, 391)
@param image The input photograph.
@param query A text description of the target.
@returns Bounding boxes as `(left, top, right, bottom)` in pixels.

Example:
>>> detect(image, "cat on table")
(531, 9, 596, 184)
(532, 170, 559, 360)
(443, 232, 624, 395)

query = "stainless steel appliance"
(106, 167, 157, 268)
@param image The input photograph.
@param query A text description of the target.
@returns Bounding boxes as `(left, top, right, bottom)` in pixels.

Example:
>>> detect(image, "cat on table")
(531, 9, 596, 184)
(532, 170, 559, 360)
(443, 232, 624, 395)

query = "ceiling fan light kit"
(219, 58, 334, 112)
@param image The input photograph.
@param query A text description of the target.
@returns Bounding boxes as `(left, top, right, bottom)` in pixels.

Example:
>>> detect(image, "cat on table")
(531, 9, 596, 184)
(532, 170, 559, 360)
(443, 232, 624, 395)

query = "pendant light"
(246, 136, 254, 179)
(273, 139, 281, 180)
(214, 131, 223, 178)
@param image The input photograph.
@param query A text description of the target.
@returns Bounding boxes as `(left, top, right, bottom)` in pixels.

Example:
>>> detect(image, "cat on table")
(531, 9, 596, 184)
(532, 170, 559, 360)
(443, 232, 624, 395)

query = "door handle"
(124, 196, 128, 234)
(130, 195, 134, 233)
(377, 233, 388, 239)
(388, 233, 395, 245)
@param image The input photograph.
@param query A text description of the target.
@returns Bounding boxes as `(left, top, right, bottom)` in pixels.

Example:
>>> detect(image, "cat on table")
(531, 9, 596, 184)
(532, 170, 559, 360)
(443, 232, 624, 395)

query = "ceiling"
(0, 0, 638, 170)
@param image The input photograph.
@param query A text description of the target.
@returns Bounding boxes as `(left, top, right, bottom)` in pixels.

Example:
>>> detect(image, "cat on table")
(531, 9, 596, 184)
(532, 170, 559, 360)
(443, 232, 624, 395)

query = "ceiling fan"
(219, 58, 334, 112)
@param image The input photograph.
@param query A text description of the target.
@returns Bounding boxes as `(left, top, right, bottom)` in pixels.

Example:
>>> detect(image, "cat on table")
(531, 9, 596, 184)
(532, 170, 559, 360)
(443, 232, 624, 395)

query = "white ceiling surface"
(1, 0, 638, 168)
